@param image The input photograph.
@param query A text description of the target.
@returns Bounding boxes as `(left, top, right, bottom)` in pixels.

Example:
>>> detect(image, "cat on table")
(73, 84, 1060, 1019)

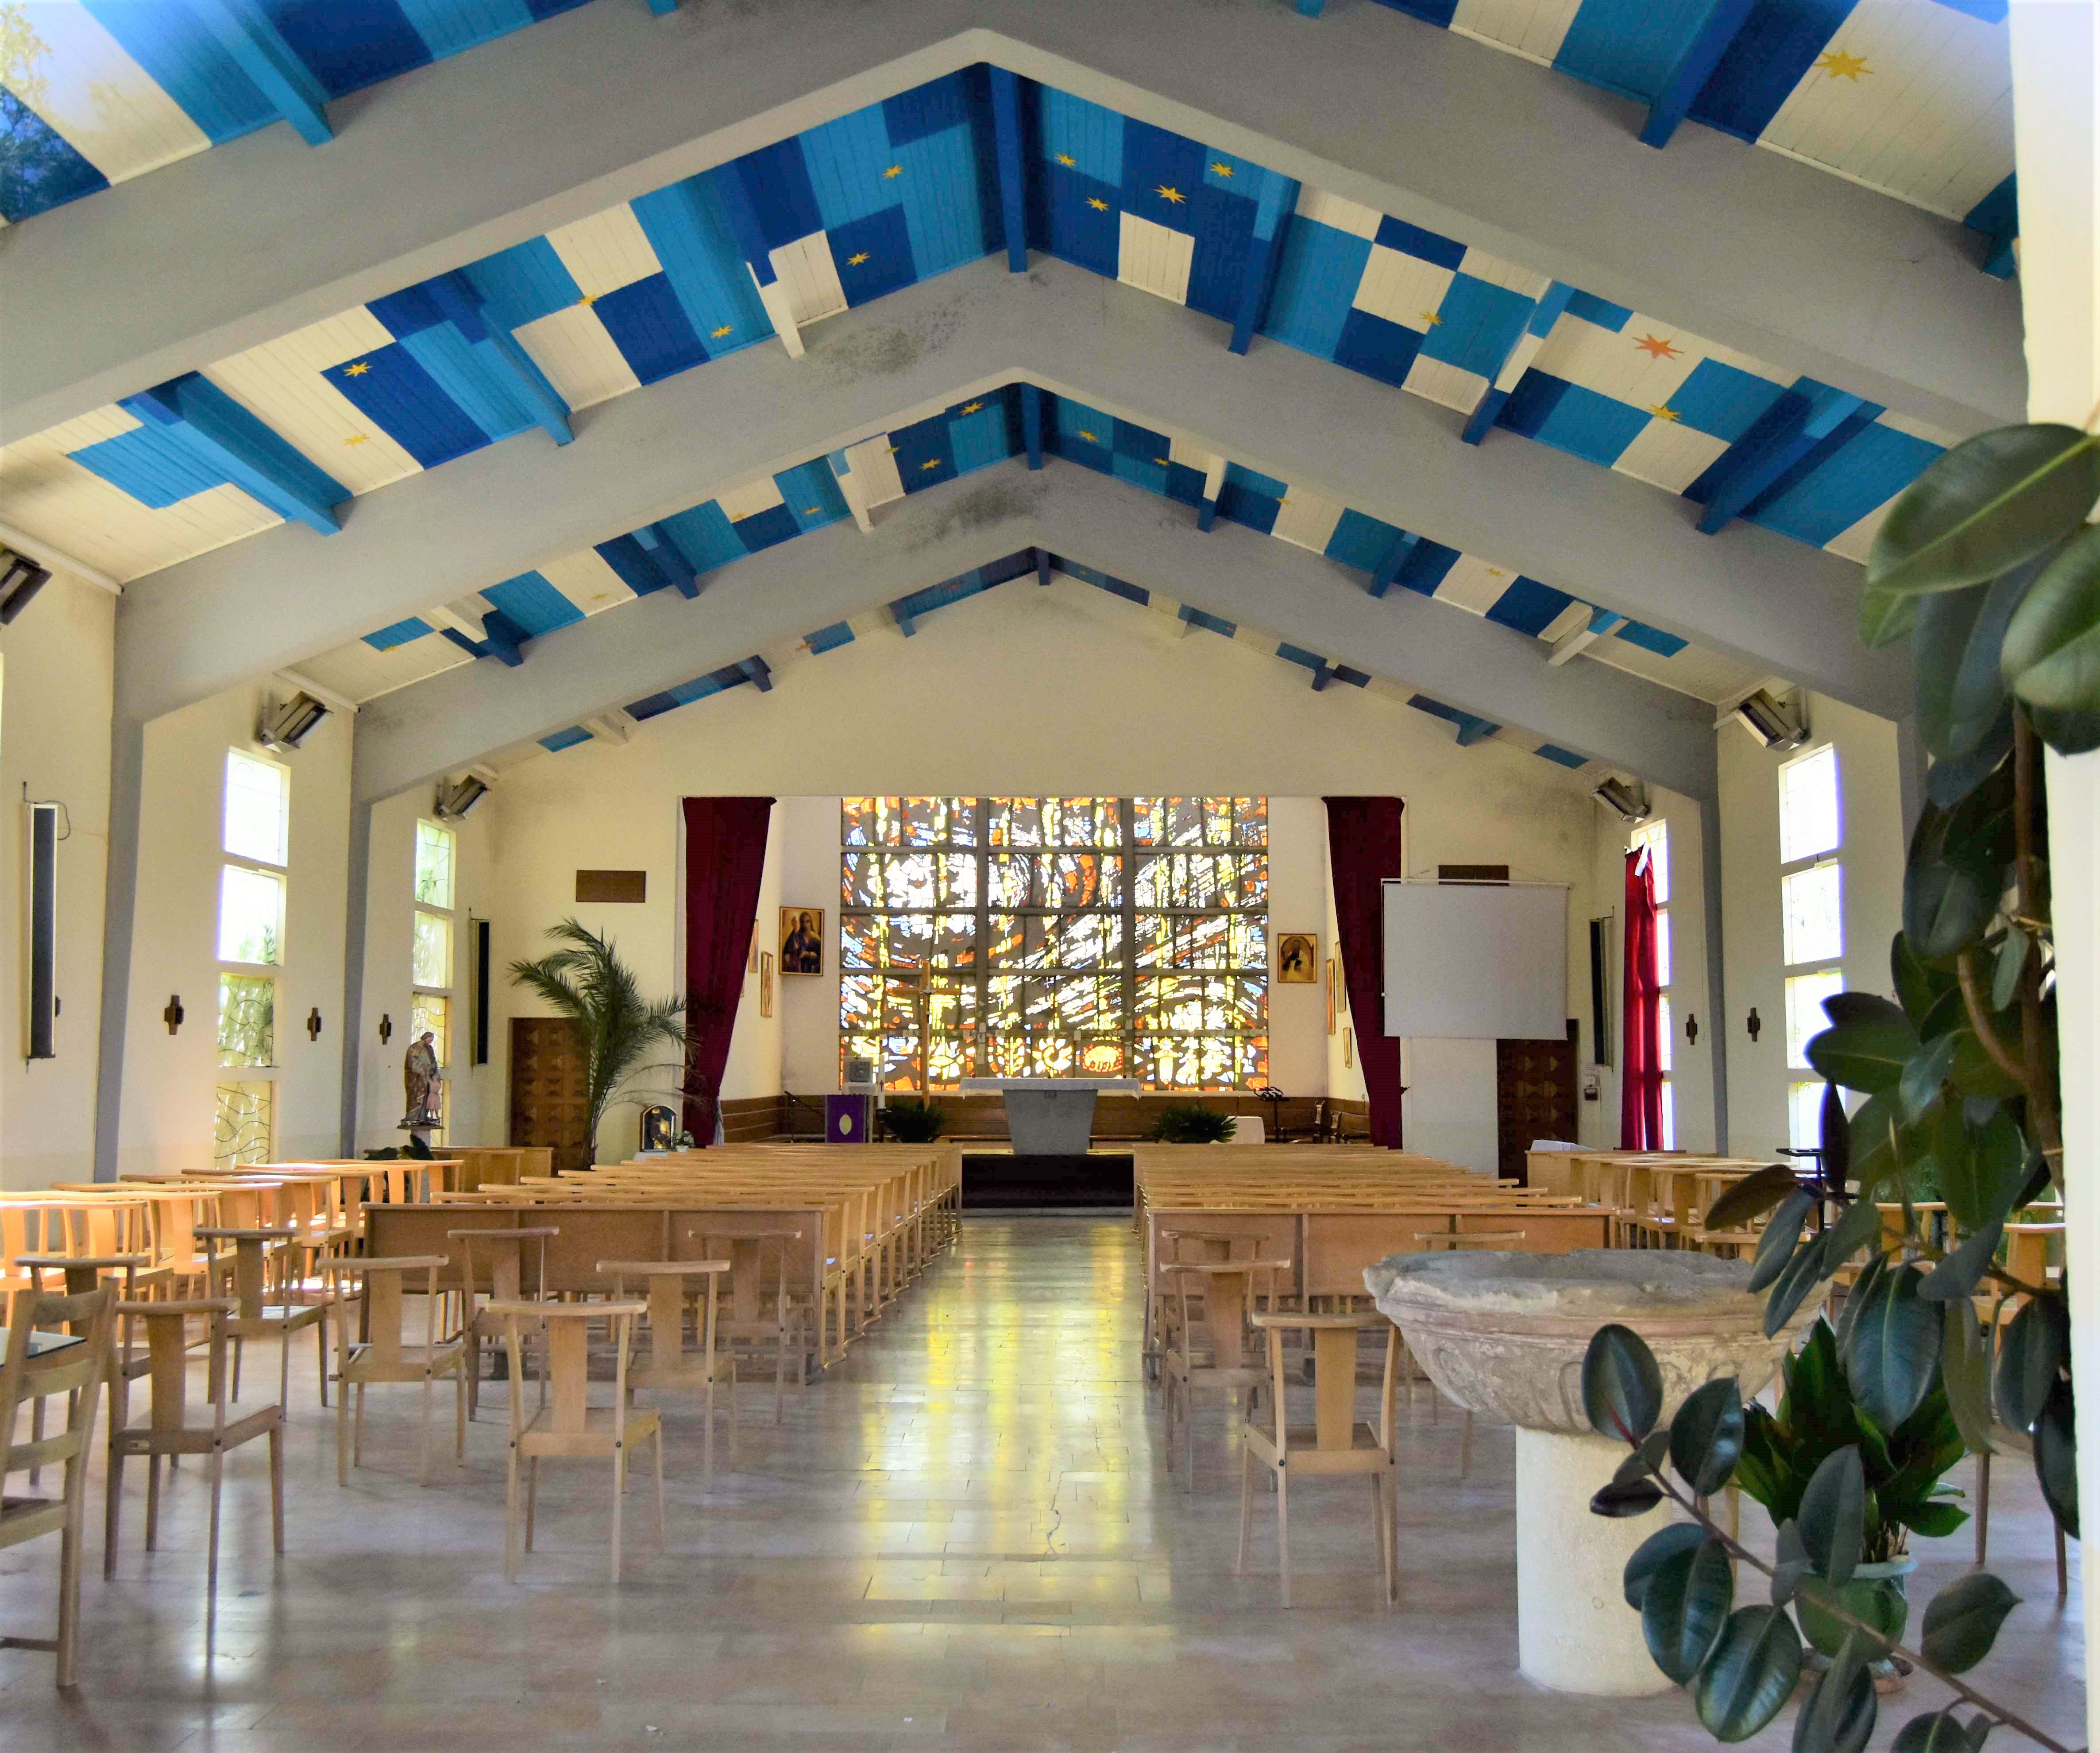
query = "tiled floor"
(1, 1217, 2083, 1750)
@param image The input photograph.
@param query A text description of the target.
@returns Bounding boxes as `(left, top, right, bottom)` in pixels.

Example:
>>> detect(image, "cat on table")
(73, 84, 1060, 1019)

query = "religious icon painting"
(780, 907, 825, 975)
(1325, 959, 1336, 1035)
(749, 934, 758, 974)
(1343, 1027, 1354, 1069)
(760, 952, 774, 1018)
(1277, 933, 1317, 983)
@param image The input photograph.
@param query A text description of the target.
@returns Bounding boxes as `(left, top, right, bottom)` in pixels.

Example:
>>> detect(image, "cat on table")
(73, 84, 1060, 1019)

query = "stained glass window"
(415, 819, 456, 909)
(213, 1080, 274, 1172)
(217, 974, 276, 1068)
(840, 797, 1268, 1090)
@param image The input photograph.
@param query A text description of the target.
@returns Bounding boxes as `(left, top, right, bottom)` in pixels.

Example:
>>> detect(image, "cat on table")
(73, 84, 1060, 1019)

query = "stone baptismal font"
(1367, 1249, 1822, 1695)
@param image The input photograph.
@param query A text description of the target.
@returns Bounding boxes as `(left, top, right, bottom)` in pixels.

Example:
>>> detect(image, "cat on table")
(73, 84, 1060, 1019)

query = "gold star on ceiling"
(920, 459, 942, 470)
(1421, 311, 1444, 327)
(579, 292, 597, 307)
(342, 361, 371, 376)
(1077, 430, 1099, 442)
(344, 433, 368, 445)
(711, 325, 734, 338)
(1055, 152, 1077, 167)
(1210, 161, 1234, 178)
(1156, 185, 1185, 205)
(1815, 49, 1871, 81)
(1086, 196, 1110, 212)
(1634, 333, 1680, 360)
(960, 402, 984, 414)
(1153, 457, 1168, 467)
(806, 506, 821, 515)
(1649, 405, 1682, 422)
(847, 252, 870, 266)
(882, 164, 903, 178)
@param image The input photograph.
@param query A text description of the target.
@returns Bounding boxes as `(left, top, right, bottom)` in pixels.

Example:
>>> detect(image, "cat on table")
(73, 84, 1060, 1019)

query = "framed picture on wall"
(1343, 1027, 1354, 1068)
(780, 907, 825, 975)
(1324, 959, 1336, 1035)
(759, 952, 774, 1018)
(1335, 958, 1347, 1014)
(1277, 933, 1317, 983)
(749, 935, 758, 974)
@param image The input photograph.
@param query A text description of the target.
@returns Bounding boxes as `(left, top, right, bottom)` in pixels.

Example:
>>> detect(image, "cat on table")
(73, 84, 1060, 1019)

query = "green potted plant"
(880, 1096, 947, 1143)
(1735, 1321, 1968, 1667)
(1151, 1103, 1238, 1144)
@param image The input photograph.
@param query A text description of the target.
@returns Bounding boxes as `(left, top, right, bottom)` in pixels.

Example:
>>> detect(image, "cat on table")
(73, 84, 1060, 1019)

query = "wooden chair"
(447, 1227, 559, 1422)
(1160, 1259, 1291, 1492)
(197, 1227, 332, 1413)
(322, 1257, 467, 1487)
(486, 1299, 664, 1583)
(103, 1298, 283, 1594)
(0, 1284, 114, 1687)
(1413, 1231, 1527, 1478)
(598, 1259, 733, 1490)
(689, 1228, 810, 1424)
(1237, 1310, 1400, 1607)
(1146, 1227, 1267, 1383)
(18, 1256, 159, 1490)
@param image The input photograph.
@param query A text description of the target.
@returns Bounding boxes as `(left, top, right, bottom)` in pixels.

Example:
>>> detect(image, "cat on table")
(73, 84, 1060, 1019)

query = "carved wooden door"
(509, 1018, 592, 1174)
(1495, 1027, 1578, 1185)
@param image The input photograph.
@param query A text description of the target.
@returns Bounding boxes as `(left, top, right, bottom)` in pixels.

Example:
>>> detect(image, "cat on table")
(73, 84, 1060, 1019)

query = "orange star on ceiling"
(1155, 184, 1185, 205)
(342, 361, 371, 376)
(711, 325, 734, 338)
(1816, 49, 1870, 81)
(1086, 196, 1109, 212)
(847, 252, 871, 266)
(1210, 161, 1234, 178)
(882, 164, 903, 178)
(1633, 333, 1680, 360)
(1649, 405, 1682, 422)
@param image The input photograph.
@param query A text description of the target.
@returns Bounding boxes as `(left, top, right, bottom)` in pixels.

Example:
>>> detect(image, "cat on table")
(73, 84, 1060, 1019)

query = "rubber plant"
(509, 917, 693, 1163)
(1582, 418, 2097, 1751)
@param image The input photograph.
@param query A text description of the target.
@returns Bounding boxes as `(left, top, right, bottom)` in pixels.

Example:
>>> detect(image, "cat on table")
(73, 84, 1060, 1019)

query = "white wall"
(466, 579, 1612, 1156)
(0, 577, 114, 1188)
(1718, 696, 1905, 1158)
(119, 679, 352, 1173)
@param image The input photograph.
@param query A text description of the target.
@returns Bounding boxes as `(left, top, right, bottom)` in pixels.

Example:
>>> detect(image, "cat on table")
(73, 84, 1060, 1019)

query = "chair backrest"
(486, 1300, 644, 1443)
(325, 1256, 447, 1367)
(690, 1230, 801, 1325)
(1250, 1310, 1394, 1460)
(448, 1227, 560, 1310)
(1159, 1227, 1265, 1267)
(0, 1284, 116, 1486)
(117, 1299, 235, 1434)
(1165, 1262, 1290, 1371)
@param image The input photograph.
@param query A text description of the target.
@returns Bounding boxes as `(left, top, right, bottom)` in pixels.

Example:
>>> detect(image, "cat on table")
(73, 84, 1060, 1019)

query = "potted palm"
(880, 1097, 947, 1143)
(1151, 1103, 1238, 1143)
(509, 918, 693, 1167)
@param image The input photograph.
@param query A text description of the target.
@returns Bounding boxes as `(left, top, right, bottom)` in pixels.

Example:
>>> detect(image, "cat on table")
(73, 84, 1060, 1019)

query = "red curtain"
(1323, 797, 1407, 1148)
(1620, 847, 1664, 1150)
(680, 797, 775, 1145)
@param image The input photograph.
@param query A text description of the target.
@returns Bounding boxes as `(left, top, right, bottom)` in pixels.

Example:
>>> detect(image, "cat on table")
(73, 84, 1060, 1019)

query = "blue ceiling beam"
(1639, 0, 1756, 149)
(121, 374, 347, 534)
(1021, 383, 1044, 470)
(892, 602, 918, 638)
(1462, 281, 1573, 445)
(1963, 174, 2019, 279)
(741, 654, 772, 691)
(1229, 175, 1299, 356)
(444, 608, 528, 667)
(189, 0, 332, 146)
(715, 165, 776, 290)
(1695, 380, 1875, 534)
(646, 0, 681, 13)
(1455, 716, 1501, 747)
(1035, 549, 1052, 587)
(633, 522, 699, 597)
(428, 273, 572, 447)
(1367, 530, 1420, 599)
(989, 68, 1029, 274)
(1310, 662, 1333, 691)
(1177, 604, 1235, 639)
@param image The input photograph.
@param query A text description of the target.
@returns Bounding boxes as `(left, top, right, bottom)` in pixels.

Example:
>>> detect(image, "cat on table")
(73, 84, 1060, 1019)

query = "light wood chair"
(1161, 1259, 1291, 1492)
(598, 1259, 733, 1490)
(197, 1227, 332, 1413)
(1413, 1230, 1527, 1478)
(448, 1227, 559, 1422)
(689, 1228, 811, 1424)
(485, 1299, 664, 1583)
(1237, 1310, 1401, 1607)
(0, 1283, 115, 1687)
(18, 1256, 159, 1490)
(322, 1256, 467, 1487)
(1146, 1227, 1267, 1384)
(103, 1298, 283, 1594)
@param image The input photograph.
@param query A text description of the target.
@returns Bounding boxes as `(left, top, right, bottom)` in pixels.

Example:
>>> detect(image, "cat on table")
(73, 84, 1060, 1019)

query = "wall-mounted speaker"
(27, 801, 58, 1059)
(1588, 916, 1611, 1069)
(472, 918, 491, 1067)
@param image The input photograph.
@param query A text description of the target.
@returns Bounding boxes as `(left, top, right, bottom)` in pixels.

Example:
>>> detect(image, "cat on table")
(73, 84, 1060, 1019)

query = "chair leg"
(654, 1425, 667, 1545)
(145, 1453, 162, 1551)
(504, 1443, 521, 1583)
(1185, 1385, 1196, 1496)
(1235, 1441, 1253, 1576)
(775, 1326, 787, 1426)
(726, 1366, 739, 1468)
(611, 1446, 626, 1585)
(703, 1376, 716, 1494)
(269, 1423, 286, 1553)
(317, 1319, 329, 1409)
(417, 1370, 434, 1487)
(231, 1337, 243, 1405)
(1275, 1467, 1291, 1609)
(279, 1327, 293, 1414)
(455, 1366, 467, 1462)
(525, 1458, 539, 1552)
(103, 1443, 124, 1582)
(206, 1443, 224, 1598)
(336, 1373, 352, 1487)
(1382, 1467, 1399, 1605)
(353, 1383, 366, 1469)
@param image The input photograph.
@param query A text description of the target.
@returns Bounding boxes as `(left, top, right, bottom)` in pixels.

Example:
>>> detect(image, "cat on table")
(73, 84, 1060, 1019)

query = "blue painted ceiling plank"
(1641, 0, 1758, 148)
(741, 654, 773, 691)
(1021, 383, 1044, 469)
(1462, 281, 1573, 444)
(1310, 662, 1333, 691)
(480, 610, 529, 667)
(633, 522, 699, 596)
(1228, 176, 1298, 356)
(1696, 380, 1868, 534)
(892, 602, 918, 637)
(1963, 174, 2019, 279)
(647, 0, 681, 12)
(1455, 716, 1501, 747)
(713, 164, 777, 286)
(989, 68, 1030, 272)
(124, 374, 347, 534)
(188, 0, 332, 145)
(1367, 529, 1420, 598)
(428, 272, 572, 445)
(1034, 549, 1053, 586)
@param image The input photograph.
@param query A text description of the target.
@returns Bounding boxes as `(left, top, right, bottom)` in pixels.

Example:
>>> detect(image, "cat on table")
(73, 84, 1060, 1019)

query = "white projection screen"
(1380, 881, 1568, 1040)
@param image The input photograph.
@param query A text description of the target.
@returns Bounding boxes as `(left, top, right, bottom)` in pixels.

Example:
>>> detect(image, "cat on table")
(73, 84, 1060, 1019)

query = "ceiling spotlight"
(1729, 686, 1809, 751)
(258, 691, 330, 753)
(434, 773, 490, 820)
(0, 552, 52, 626)
(1592, 777, 1652, 824)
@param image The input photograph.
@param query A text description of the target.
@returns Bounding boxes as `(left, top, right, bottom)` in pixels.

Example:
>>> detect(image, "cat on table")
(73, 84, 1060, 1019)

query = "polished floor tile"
(0, 1218, 2081, 1751)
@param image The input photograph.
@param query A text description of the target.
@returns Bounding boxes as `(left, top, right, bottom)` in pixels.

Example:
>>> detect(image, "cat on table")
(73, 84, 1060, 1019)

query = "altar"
(958, 1077, 1144, 1155)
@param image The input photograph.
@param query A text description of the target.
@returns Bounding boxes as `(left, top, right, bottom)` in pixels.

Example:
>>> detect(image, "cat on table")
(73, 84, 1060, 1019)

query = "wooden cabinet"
(1495, 1029, 1578, 1185)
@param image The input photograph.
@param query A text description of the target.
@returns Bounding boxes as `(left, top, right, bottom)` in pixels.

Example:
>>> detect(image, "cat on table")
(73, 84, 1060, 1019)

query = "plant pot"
(1798, 1556, 1918, 1678)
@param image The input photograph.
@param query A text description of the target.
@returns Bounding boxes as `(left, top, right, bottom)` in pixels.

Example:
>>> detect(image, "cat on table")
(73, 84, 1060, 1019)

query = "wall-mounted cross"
(378, 1014, 392, 1044)
(307, 1008, 323, 1041)
(162, 995, 184, 1035)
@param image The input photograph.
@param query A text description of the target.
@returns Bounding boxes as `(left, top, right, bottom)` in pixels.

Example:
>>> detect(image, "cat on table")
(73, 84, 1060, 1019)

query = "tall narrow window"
(1779, 746, 1843, 1150)
(1629, 818, 1674, 1149)
(412, 819, 458, 1132)
(840, 797, 1269, 1090)
(215, 750, 288, 1169)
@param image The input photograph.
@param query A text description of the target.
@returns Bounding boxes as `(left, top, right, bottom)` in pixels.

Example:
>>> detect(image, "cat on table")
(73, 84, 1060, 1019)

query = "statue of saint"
(402, 1031, 442, 1127)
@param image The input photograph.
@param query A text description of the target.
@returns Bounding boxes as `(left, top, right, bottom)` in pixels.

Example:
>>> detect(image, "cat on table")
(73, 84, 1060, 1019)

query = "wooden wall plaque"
(575, 869, 647, 904)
